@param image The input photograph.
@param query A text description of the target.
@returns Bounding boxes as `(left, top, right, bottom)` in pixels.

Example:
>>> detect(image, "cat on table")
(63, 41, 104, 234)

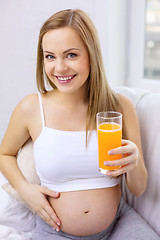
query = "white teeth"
(57, 76, 73, 81)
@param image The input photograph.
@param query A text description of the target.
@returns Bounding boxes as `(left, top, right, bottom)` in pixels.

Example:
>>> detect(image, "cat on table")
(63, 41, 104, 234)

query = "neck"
(54, 89, 88, 110)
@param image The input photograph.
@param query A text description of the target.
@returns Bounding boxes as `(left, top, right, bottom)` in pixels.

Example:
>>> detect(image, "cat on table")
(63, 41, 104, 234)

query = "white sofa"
(0, 86, 160, 239)
(117, 87, 160, 237)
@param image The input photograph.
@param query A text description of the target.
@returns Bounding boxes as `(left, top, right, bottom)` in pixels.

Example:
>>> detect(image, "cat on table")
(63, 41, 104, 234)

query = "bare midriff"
(48, 184, 121, 236)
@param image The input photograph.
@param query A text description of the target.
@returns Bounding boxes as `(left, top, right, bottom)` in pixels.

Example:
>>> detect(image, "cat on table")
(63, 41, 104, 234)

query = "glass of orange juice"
(96, 111, 122, 174)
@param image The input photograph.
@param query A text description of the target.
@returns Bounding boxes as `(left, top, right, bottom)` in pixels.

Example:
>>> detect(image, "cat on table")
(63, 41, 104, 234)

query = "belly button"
(84, 210, 90, 214)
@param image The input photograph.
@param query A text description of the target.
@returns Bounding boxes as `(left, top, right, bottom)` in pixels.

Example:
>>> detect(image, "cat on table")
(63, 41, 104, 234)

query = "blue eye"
(45, 55, 55, 60)
(67, 53, 77, 58)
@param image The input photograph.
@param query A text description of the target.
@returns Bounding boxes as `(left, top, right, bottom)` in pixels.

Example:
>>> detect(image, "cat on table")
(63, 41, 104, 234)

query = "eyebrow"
(43, 48, 80, 55)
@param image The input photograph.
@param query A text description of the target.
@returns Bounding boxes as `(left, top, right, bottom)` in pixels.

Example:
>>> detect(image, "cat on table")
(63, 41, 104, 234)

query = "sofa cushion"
(134, 92, 160, 235)
(2, 138, 40, 210)
(0, 138, 38, 232)
(0, 186, 35, 232)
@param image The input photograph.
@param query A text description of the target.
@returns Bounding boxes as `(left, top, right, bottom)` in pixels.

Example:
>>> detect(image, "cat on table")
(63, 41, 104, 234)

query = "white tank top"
(33, 93, 119, 192)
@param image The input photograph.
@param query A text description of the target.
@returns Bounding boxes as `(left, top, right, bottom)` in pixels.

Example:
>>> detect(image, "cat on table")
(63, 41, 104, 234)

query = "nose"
(55, 58, 69, 73)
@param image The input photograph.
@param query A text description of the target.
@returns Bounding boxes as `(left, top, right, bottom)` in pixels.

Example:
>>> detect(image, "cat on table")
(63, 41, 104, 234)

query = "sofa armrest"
(117, 86, 160, 236)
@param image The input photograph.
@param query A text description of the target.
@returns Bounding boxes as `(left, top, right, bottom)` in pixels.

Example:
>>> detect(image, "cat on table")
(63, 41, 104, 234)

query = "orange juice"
(98, 122, 122, 171)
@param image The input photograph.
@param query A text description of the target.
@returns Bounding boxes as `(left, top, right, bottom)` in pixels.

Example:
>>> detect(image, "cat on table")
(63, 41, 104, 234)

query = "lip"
(55, 74, 76, 84)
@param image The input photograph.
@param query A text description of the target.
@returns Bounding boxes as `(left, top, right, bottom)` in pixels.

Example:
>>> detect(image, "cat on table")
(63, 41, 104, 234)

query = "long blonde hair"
(36, 9, 126, 142)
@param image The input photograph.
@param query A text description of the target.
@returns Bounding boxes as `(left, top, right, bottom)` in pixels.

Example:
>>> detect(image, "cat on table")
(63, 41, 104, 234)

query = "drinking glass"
(97, 111, 122, 174)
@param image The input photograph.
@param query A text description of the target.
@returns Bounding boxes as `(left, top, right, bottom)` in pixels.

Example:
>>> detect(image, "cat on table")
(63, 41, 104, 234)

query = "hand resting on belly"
(48, 185, 121, 236)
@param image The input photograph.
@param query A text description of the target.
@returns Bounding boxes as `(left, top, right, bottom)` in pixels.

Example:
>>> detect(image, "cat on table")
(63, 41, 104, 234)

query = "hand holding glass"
(97, 111, 122, 174)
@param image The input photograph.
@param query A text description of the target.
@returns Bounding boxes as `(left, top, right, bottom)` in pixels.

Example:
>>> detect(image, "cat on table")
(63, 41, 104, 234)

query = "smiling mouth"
(55, 74, 76, 83)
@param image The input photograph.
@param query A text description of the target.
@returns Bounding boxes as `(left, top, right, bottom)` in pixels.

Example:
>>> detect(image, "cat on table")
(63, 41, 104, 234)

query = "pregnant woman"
(0, 9, 158, 240)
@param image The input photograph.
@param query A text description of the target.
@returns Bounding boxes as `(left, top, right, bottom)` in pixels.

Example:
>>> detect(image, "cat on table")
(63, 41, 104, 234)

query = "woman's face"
(42, 27, 90, 95)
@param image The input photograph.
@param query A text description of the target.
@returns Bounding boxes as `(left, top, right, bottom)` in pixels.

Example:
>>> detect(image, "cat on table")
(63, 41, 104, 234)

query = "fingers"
(45, 201, 61, 229)
(106, 162, 135, 178)
(36, 186, 61, 231)
(104, 139, 139, 177)
(20, 184, 61, 231)
(108, 140, 135, 156)
(105, 153, 134, 167)
(37, 204, 60, 231)
(40, 186, 60, 198)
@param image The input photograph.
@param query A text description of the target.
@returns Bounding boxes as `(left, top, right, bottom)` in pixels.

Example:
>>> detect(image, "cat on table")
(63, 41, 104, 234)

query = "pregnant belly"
(48, 184, 121, 236)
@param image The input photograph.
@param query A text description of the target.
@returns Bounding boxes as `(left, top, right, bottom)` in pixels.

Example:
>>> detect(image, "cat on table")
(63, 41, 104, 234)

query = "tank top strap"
(37, 92, 45, 128)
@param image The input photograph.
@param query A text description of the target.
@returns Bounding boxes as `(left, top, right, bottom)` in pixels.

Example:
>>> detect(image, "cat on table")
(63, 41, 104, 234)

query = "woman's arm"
(0, 95, 61, 231)
(0, 96, 31, 188)
(104, 94, 148, 196)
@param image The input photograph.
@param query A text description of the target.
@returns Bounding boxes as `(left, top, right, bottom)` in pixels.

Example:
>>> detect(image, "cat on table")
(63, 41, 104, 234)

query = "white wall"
(0, 0, 127, 141)
(105, 0, 127, 88)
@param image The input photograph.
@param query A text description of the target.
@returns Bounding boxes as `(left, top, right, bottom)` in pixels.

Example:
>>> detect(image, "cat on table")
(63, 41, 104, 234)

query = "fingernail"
(54, 192, 59, 197)
(106, 171, 112, 176)
(108, 150, 113, 155)
(104, 161, 109, 166)
(57, 221, 60, 226)
(56, 228, 60, 232)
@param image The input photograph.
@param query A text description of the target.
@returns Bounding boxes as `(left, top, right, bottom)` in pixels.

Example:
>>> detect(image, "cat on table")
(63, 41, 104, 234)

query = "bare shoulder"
(15, 93, 39, 117)
(117, 93, 135, 111)
(0, 93, 39, 155)
(117, 93, 136, 120)
(12, 93, 40, 137)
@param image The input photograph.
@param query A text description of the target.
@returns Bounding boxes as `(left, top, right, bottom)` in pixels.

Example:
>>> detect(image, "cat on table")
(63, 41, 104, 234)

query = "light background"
(0, 0, 128, 141)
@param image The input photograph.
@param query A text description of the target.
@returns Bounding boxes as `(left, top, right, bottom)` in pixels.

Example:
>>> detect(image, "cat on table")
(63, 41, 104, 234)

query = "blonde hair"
(36, 9, 127, 142)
